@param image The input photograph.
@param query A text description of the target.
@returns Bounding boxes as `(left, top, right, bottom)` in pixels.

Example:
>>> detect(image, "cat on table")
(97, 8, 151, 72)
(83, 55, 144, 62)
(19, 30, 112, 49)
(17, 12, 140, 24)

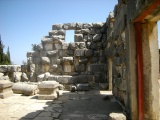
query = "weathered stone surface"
(74, 34, 83, 42)
(85, 49, 93, 57)
(43, 43, 53, 51)
(38, 81, 59, 89)
(75, 64, 85, 72)
(81, 29, 90, 34)
(12, 83, 38, 96)
(37, 74, 45, 82)
(41, 57, 50, 64)
(74, 49, 85, 56)
(92, 22, 104, 28)
(93, 34, 102, 42)
(41, 38, 53, 44)
(52, 35, 65, 41)
(13, 72, 22, 82)
(62, 57, 73, 63)
(62, 43, 69, 49)
(52, 24, 63, 30)
(63, 23, 76, 30)
(83, 23, 92, 29)
(53, 43, 62, 50)
(99, 83, 108, 90)
(47, 50, 58, 57)
(69, 43, 78, 49)
(21, 72, 29, 82)
(108, 113, 126, 120)
(38, 81, 59, 100)
(76, 83, 89, 91)
(76, 23, 83, 29)
(88, 64, 106, 72)
(79, 42, 86, 49)
(49, 30, 65, 36)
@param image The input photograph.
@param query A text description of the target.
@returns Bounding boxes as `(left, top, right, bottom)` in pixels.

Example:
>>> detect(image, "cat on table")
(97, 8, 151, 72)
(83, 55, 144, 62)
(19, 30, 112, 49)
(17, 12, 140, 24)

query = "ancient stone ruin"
(0, 0, 160, 119)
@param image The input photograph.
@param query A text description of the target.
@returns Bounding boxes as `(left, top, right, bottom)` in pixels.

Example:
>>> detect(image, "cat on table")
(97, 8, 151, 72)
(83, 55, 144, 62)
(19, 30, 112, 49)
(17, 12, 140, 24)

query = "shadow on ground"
(20, 90, 124, 120)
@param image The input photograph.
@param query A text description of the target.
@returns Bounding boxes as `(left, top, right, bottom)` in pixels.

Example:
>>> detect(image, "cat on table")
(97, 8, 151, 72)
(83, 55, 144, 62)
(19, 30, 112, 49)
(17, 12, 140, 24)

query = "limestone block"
(90, 42, 97, 49)
(52, 35, 65, 41)
(51, 64, 58, 72)
(66, 50, 74, 56)
(79, 42, 86, 49)
(76, 83, 89, 91)
(38, 81, 59, 89)
(93, 34, 102, 42)
(76, 23, 83, 29)
(90, 57, 98, 63)
(92, 22, 104, 28)
(83, 23, 92, 29)
(41, 38, 53, 44)
(85, 49, 93, 57)
(37, 74, 44, 82)
(0, 80, 13, 99)
(38, 81, 59, 100)
(12, 83, 38, 96)
(62, 57, 73, 63)
(88, 34, 93, 41)
(13, 72, 22, 82)
(81, 29, 90, 34)
(49, 30, 65, 36)
(62, 43, 69, 49)
(8, 65, 21, 72)
(0, 73, 4, 78)
(27, 51, 34, 57)
(43, 43, 53, 51)
(63, 23, 76, 30)
(47, 50, 58, 57)
(83, 35, 88, 42)
(86, 42, 91, 49)
(69, 42, 79, 49)
(76, 75, 94, 83)
(108, 113, 126, 120)
(21, 72, 29, 82)
(74, 34, 83, 42)
(75, 64, 85, 72)
(53, 43, 62, 50)
(44, 72, 50, 81)
(88, 64, 106, 72)
(63, 64, 72, 73)
(75, 30, 81, 34)
(57, 76, 73, 84)
(52, 24, 63, 30)
(0, 65, 8, 73)
(30, 64, 35, 73)
(74, 49, 85, 56)
(41, 57, 50, 64)
(79, 58, 88, 64)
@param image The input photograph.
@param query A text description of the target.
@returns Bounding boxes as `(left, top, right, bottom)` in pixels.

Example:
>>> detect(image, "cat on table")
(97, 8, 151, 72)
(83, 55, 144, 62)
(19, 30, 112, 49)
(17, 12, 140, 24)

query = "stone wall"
(27, 22, 108, 89)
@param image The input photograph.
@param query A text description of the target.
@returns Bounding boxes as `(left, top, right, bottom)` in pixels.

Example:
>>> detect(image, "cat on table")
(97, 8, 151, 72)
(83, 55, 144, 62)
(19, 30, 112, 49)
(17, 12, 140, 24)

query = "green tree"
(0, 35, 11, 65)
(31, 44, 38, 51)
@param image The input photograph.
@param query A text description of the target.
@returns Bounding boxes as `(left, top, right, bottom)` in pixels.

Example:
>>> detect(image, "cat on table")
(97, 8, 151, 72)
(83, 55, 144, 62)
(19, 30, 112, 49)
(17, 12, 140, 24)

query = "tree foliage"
(31, 44, 38, 51)
(0, 35, 11, 65)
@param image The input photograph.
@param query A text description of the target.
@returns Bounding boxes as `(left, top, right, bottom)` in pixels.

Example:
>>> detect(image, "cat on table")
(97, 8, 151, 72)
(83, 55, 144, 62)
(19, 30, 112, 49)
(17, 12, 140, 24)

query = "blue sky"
(0, 0, 159, 65)
(0, 0, 118, 65)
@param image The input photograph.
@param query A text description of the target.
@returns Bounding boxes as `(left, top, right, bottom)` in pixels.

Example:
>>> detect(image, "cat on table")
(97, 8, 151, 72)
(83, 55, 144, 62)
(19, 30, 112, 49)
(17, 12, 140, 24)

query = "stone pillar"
(0, 80, 13, 99)
(142, 22, 159, 120)
(108, 59, 112, 91)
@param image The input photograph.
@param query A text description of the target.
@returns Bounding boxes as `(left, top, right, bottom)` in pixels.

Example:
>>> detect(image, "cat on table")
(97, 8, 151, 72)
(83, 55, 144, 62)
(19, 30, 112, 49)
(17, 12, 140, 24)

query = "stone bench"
(12, 83, 38, 96)
(0, 80, 13, 99)
(38, 81, 59, 100)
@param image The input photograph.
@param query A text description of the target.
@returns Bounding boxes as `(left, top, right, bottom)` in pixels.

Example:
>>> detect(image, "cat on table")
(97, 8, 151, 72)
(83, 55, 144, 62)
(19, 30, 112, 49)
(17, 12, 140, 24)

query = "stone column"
(108, 59, 112, 91)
